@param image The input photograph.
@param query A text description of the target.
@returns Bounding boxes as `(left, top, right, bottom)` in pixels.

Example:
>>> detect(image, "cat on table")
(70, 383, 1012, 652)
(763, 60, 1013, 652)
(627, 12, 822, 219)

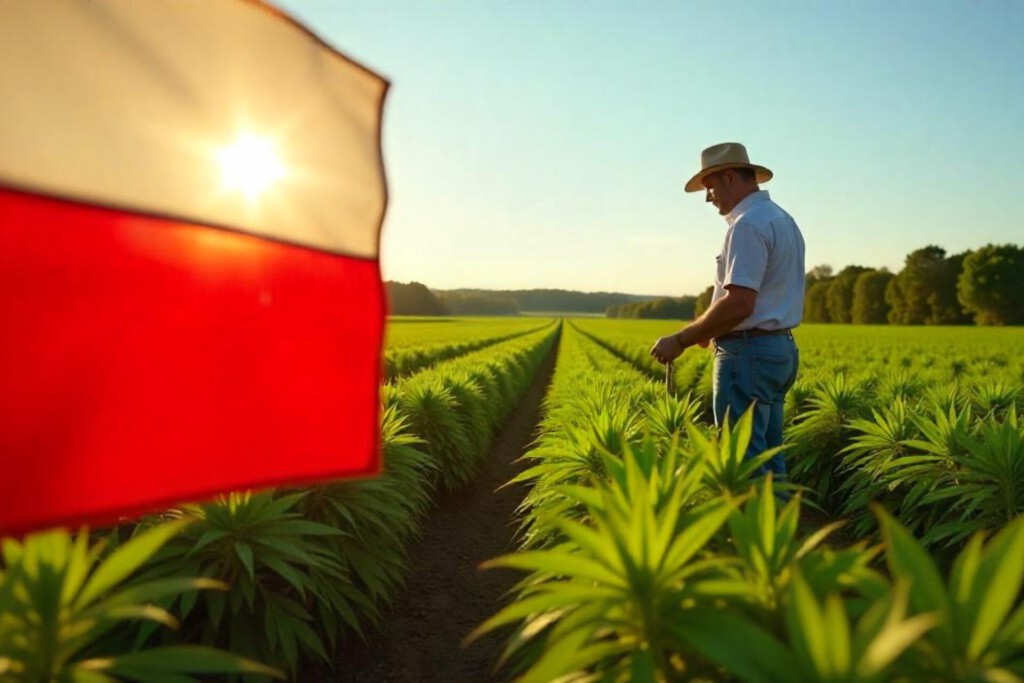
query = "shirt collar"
(725, 190, 770, 227)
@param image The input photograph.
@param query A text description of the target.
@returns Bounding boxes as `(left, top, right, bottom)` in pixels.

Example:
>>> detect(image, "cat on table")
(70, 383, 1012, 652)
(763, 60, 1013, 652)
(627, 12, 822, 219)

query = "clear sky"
(277, 0, 1023, 297)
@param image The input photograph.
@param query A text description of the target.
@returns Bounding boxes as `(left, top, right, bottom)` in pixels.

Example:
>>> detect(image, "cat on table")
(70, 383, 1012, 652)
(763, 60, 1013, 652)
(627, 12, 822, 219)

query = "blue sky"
(278, 0, 1023, 297)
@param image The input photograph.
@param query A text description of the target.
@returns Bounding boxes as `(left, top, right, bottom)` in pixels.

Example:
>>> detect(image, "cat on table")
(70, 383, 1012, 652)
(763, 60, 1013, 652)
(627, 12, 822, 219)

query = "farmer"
(650, 142, 805, 479)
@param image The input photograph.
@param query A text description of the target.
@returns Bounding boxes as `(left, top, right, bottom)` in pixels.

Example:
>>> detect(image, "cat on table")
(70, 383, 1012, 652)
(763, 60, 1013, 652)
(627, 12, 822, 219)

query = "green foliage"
(787, 374, 870, 513)
(472, 438, 736, 682)
(958, 243, 1024, 325)
(917, 409, 1024, 548)
(694, 285, 714, 318)
(644, 391, 703, 444)
(606, 296, 697, 320)
(400, 377, 476, 491)
(437, 291, 519, 315)
(929, 251, 973, 325)
(878, 508, 1024, 681)
(711, 475, 883, 619)
(805, 280, 832, 323)
(887, 245, 951, 325)
(297, 404, 437, 647)
(851, 270, 894, 325)
(136, 492, 343, 677)
(7, 316, 1020, 680)
(385, 319, 552, 380)
(825, 265, 871, 324)
(678, 571, 937, 683)
(0, 522, 280, 682)
(687, 408, 785, 498)
(836, 398, 920, 537)
(385, 280, 448, 315)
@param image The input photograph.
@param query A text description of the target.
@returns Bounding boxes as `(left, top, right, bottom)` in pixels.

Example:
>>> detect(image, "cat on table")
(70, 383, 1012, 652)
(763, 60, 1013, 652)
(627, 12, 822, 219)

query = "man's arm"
(650, 285, 757, 364)
(676, 285, 757, 347)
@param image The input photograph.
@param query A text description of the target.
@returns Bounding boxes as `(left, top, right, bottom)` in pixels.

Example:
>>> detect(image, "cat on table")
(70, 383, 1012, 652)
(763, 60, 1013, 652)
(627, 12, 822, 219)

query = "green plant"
(399, 377, 476, 491)
(137, 492, 343, 677)
(787, 374, 869, 513)
(676, 570, 937, 683)
(972, 381, 1020, 419)
(836, 399, 919, 538)
(686, 407, 785, 499)
(643, 391, 703, 444)
(510, 399, 644, 548)
(472, 439, 735, 682)
(298, 404, 436, 644)
(878, 507, 1024, 681)
(918, 409, 1024, 548)
(713, 474, 863, 618)
(0, 522, 280, 682)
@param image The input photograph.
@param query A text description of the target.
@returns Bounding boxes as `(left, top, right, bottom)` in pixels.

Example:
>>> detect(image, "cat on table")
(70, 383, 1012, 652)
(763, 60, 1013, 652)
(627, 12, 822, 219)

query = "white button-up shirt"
(711, 190, 805, 331)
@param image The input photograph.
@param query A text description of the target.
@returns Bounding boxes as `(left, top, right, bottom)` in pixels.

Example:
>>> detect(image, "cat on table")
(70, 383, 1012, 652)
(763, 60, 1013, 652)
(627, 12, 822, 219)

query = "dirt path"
(313, 341, 559, 683)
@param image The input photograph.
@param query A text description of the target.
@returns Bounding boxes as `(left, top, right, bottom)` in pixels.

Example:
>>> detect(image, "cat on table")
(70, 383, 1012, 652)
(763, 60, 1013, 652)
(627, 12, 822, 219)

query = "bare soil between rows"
(310, 342, 558, 683)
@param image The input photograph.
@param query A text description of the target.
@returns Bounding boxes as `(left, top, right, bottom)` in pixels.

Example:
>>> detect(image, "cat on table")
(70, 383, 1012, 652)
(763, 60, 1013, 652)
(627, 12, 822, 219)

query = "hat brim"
(684, 163, 773, 193)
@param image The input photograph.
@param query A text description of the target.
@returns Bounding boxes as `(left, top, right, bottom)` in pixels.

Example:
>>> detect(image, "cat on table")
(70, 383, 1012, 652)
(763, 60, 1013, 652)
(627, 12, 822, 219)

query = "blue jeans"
(712, 333, 799, 478)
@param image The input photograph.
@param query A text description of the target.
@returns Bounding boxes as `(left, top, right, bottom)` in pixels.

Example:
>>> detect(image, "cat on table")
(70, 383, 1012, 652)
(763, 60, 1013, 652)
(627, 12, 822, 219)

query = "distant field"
(385, 316, 551, 349)
(518, 310, 606, 318)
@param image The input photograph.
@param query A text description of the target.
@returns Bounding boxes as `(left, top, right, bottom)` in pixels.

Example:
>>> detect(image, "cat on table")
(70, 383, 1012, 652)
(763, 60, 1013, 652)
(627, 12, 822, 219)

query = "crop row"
(0, 322, 560, 680)
(478, 322, 1024, 682)
(573, 319, 1023, 547)
(385, 318, 554, 380)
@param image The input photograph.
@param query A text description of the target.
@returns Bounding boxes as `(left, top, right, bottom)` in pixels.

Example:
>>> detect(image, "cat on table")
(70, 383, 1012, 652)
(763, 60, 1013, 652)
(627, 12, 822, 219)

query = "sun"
(216, 134, 285, 200)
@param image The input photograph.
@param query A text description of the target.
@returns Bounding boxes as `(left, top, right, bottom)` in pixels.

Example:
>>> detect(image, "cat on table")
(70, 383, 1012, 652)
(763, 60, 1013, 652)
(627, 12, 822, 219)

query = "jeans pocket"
(750, 353, 794, 402)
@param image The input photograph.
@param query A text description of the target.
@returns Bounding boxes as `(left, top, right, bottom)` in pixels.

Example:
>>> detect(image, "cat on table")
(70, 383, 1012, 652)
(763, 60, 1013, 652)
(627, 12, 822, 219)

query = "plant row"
(385, 318, 554, 380)
(786, 373, 1023, 551)
(568, 319, 713, 408)
(476, 323, 1024, 682)
(574, 319, 1023, 551)
(0, 322, 560, 681)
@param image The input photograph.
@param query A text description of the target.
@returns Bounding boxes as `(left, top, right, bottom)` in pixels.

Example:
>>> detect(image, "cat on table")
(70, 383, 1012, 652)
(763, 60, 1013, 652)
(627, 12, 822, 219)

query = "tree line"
(388, 283, 662, 316)
(386, 281, 519, 316)
(442, 288, 653, 313)
(802, 243, 1022, 325)
(389, 242, 1022, 323)
(686, 243, 1023, 325)
(605, 296, 697, 319)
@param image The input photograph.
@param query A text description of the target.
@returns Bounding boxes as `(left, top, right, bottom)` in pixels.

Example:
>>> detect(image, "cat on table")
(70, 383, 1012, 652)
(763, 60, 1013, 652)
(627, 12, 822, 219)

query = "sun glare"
(216, 134, 285, 200)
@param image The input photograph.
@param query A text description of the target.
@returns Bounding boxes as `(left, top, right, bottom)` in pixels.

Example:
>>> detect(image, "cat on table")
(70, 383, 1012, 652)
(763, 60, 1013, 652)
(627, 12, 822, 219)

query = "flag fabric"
(0, 1, 388, 535)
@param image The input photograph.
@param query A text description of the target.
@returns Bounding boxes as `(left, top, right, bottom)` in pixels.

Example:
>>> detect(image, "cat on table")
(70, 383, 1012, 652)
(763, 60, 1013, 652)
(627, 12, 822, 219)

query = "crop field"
(384, 316, 553, 379)
(6, 316, 1023, 681)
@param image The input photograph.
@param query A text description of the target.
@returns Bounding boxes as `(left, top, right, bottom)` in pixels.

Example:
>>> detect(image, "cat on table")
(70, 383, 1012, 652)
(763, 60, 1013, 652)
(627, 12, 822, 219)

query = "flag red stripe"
(0, 188, 383, 534)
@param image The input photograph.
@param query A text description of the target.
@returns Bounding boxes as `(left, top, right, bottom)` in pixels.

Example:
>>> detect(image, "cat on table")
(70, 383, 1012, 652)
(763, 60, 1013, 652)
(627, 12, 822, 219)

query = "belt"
(715, 327, 792, 341)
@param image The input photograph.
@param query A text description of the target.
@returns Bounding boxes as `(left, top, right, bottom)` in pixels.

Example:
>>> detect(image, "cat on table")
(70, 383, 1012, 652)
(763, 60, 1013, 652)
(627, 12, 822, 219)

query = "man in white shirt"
(650, 142, 805, 480)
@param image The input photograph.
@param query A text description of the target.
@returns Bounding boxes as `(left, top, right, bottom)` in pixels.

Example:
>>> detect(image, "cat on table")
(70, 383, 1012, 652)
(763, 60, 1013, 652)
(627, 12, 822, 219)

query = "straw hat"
(684, 142, 773, 193)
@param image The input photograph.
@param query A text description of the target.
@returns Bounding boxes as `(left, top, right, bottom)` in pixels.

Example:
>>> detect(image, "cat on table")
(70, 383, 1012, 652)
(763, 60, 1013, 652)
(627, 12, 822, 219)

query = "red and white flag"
(0, 1, 388, 534)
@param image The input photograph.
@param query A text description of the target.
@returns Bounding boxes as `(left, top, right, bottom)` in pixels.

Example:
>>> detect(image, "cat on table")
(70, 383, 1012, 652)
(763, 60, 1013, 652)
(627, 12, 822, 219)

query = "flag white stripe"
(0, 0, 386, 259)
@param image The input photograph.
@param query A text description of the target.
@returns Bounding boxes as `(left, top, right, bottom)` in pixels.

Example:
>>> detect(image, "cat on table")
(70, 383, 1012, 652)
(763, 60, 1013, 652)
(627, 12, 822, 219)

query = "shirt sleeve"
(721, 222, 769, 291)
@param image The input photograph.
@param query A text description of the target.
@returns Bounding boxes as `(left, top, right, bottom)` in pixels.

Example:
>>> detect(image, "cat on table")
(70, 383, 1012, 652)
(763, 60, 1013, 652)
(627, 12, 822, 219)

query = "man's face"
(702, 170, 737, 216)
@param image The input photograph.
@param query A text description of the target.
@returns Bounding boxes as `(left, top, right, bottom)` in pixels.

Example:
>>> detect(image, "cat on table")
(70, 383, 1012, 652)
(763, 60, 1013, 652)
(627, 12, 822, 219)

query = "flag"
(0, 1, 388, 535)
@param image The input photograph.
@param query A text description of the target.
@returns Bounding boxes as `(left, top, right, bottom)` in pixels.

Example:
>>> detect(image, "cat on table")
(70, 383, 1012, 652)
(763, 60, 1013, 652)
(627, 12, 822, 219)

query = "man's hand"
(650, 334, 684, 365)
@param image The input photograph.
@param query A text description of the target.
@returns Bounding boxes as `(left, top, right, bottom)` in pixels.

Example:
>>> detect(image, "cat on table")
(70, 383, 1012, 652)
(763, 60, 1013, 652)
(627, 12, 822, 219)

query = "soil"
(310, 342, 558, 683)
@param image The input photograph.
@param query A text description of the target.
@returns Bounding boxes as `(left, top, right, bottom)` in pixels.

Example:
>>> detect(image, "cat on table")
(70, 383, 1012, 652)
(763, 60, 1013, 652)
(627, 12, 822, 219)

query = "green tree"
(439, 292, 519, 315)
(386, 281, 449, 315)
(885, 276, 906, 324)
(694, 285, 714, 317)
(927, 251, 972, 324)
(805, 264, 833, 287)
(826, 265, 871, 323)
(851, 269, 893, 324)
(958, 243, 1024, 325)
(887, 246, 947, 324)
(804, 279, 832, 323)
